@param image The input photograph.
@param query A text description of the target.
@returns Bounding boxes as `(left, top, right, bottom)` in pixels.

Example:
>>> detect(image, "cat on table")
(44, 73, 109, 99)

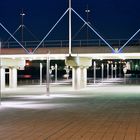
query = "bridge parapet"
(1, 46, 140, 55)
(2, 39, 140, 49)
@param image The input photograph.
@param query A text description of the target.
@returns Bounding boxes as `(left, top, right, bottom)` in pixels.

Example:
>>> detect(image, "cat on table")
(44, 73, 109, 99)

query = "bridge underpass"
(1, 42, 140, 91)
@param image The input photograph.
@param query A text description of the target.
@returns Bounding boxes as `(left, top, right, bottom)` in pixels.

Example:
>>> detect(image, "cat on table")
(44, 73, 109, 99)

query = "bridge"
(0, 0, 140, 92)
(0, 39, 140, 91)
(1, 39, 140, 59)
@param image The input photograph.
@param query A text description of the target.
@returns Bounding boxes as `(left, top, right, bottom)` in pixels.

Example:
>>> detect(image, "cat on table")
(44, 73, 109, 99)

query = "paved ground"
(0, 83, 140, 140)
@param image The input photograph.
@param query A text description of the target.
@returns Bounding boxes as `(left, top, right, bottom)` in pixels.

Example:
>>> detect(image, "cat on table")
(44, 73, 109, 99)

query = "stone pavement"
(0, 84, 140, 140)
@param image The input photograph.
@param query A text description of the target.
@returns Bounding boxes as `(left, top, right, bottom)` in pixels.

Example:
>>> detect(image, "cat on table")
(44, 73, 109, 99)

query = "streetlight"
(85, 5, 90, 46)
(85, 5, 90, 24)
(20, 9, 25, 43)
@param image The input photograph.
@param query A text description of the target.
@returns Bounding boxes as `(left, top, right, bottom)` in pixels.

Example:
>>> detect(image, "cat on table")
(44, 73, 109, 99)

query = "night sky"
(1, 0, 140, 41)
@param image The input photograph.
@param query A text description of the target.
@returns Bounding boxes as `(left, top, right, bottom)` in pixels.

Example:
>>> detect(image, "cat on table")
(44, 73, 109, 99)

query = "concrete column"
(72, 67, 81, 90)
(119, 62, 122, 77)
(115, 64, 117, 78)
(111, 64, 113, 78)
(65, 56, 92, 90)
(107, 63, 109, 79)
(80, 67, 87, 88)
(40, 63, 43, 85)
(101, 63, 104, 82)
(9, 67, 17, 88)
(0, 67, 5, 90)
(93, 61, 96, 84)
(72, 66, 87, 90)
(55, 64, 58, 83)
(46, 55, 50, 94)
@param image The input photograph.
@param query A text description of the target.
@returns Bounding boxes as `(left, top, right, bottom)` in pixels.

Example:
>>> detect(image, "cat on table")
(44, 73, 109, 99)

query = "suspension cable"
(72, 8, 115, 53)
(0, 23, 29, 53)
(118, 29, 140, 52)
(32, 8, 69, 54)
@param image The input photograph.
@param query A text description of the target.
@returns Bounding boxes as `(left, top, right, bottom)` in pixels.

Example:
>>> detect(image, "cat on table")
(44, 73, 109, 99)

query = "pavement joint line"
(44, 121, 73, 140)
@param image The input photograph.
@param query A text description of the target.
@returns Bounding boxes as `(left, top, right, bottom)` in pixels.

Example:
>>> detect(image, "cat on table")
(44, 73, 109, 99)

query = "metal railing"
(2, 39, 140, 49)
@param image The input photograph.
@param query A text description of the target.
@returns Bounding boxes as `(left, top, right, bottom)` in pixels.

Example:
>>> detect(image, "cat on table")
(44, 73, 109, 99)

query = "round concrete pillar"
(111, 64, 114, 78)
(115, 64, 117, 78)
(0, 67, 5, 90)
(72, 67, 81, 90)
(93, 61, 96, 84)
(107, 63, 109, 79)
(101, 63, 104, 82)
(9, 67, 17, 88)
(72, 66, 87, 90)
(80, 67, 87, 88)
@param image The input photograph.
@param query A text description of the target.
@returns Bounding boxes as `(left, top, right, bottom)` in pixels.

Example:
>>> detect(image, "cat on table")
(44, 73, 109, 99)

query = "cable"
(24, 25, 40, 41)
(72, 8, 115, 53)
(6, 25, 21, 42)
(118, 29, 140, 52)
(72, 23, 86, 39)
(0, 23, 29, 53)
(32, 8, 69, 54)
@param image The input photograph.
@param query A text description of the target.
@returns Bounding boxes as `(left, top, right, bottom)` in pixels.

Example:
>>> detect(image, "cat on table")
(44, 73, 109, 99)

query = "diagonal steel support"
(72, 23, 86, 39)
(32, 8, 69, 54)
(6, 25, 21, 42)
(72, 8, 115, 53)
(118, 29, 140, 52)
(0, 23, 29, 53)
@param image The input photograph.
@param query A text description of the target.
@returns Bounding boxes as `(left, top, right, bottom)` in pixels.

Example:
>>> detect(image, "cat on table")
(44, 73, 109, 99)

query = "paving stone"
(0, 84, 140, 140)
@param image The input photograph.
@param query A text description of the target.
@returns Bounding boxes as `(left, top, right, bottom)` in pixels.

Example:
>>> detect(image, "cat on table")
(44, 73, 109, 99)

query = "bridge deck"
(1, 46, 140, 60)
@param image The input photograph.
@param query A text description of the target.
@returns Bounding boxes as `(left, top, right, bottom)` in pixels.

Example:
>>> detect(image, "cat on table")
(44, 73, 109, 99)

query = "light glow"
(1, 53, 140, 60)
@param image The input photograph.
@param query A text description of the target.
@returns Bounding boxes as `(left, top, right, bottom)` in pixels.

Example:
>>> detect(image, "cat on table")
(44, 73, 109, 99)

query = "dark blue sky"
(1, 0, 140, 41)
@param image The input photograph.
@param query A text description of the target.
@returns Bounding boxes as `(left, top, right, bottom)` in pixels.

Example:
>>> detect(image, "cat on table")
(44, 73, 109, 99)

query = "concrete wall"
(1, 46, 140, 55)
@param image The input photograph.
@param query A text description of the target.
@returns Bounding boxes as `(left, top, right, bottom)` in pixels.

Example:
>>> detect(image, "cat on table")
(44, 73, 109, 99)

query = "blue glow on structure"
(114, 50, 119, 53)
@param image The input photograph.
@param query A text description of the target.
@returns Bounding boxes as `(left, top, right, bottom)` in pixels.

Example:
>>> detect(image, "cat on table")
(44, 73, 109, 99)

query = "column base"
(65, 56, 92, 90)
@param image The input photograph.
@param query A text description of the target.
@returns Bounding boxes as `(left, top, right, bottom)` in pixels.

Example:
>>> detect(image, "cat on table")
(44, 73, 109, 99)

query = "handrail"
(1, 39, 140, 49)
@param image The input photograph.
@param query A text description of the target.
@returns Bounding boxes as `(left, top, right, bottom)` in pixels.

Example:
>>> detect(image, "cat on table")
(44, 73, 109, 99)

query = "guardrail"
(2, 39, 140, 49)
